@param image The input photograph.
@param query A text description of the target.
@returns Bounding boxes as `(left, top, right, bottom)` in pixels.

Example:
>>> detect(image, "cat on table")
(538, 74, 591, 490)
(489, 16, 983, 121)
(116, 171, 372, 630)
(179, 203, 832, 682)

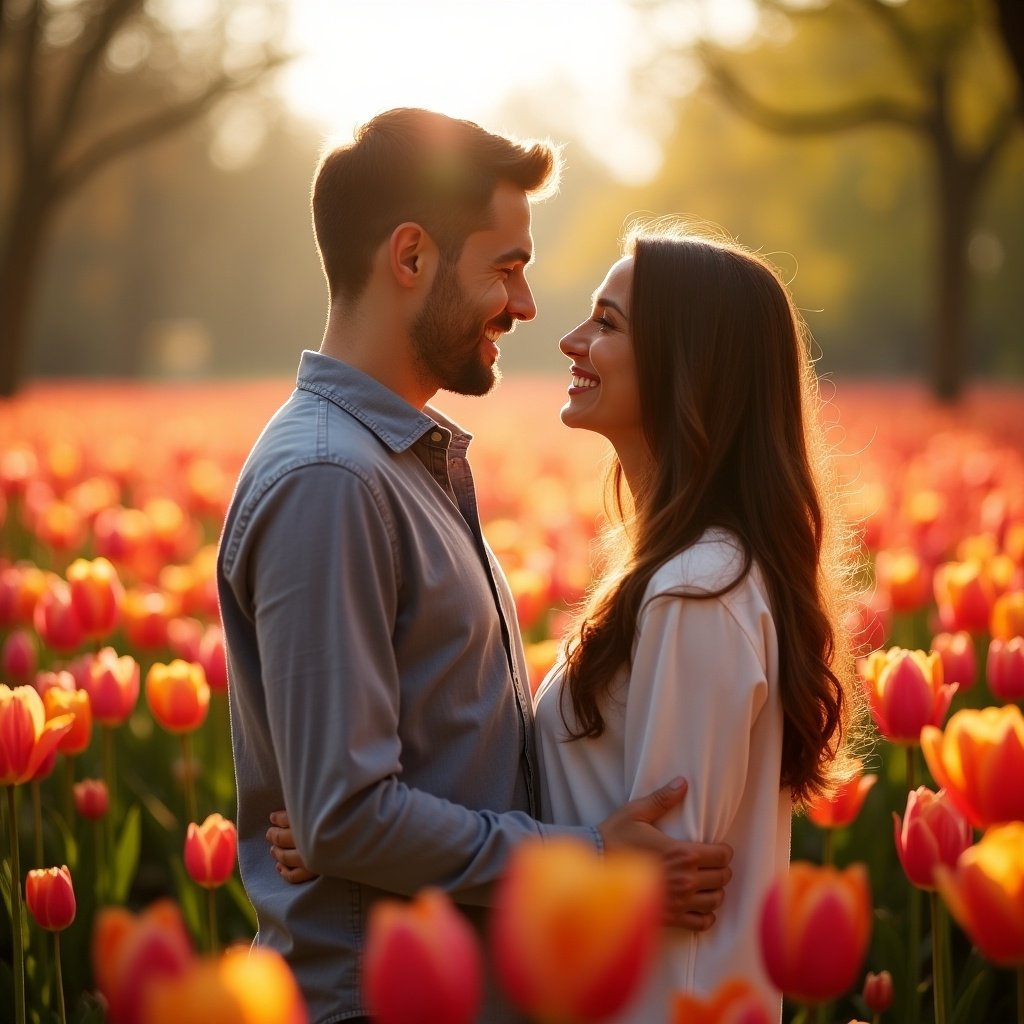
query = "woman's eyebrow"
(593, 296, 628, 319)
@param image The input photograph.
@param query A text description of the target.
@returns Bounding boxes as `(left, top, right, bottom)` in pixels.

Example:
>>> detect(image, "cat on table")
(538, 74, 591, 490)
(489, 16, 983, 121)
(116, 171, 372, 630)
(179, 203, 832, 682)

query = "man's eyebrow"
(496, 247, 533, 266)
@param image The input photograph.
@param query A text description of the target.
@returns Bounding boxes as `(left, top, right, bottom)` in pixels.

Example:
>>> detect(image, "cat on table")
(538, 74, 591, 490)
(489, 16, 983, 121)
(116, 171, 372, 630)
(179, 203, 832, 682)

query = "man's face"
(410, 181, 537, 397)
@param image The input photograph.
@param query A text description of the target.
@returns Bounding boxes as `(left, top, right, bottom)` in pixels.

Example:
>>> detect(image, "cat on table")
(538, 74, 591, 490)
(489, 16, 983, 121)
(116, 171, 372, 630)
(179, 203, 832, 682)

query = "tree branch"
(51, 56, 288, 202)
(700, 45, 926, 135)
(50, 0, 143, 150)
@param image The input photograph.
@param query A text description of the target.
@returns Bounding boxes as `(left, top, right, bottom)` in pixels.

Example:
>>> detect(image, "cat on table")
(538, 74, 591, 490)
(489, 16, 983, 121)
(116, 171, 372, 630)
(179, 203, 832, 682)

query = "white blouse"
(534, 530, 790, 1022)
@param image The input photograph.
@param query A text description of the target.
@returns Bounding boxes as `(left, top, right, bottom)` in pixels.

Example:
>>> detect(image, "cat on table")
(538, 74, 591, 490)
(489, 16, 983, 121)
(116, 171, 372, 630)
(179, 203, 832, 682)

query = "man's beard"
(410, 259, 510, 397)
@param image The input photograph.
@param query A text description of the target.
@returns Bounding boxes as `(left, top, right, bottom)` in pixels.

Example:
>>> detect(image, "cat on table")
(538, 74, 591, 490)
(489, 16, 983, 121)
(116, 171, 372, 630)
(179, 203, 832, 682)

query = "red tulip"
(33, 576, 86, 654)
(184, 814, 237, 889)
(934, 560, 994, 633)
(0, 562, 48, 627)
(2, 628, 37, 683)
(806, 760, 877, 828)
(145, 659, 209, 734)
(930, 631, 976, 691)
(859, 647, 955, 744)
(66, 556, 123, 639)
(73, 778, 109, 820)
(84, 647, 140, 726)
(121, 587, 175, 650)
(196, 625, 228, 693)
(92, 899, 195, 1024)
(670, 978, 772, 1024)
(892, 786, 973, 890)
(935, 822, 1024, 966)
(921, 704, 1024, 829)
(862, 970, 894, 1014)
(759, 861, 872, 1004)
(491, 838, 664, 1023)
(987, 636, 1024, 701)
(364, 887, 482, 1024)
(25, 865, 76, 931)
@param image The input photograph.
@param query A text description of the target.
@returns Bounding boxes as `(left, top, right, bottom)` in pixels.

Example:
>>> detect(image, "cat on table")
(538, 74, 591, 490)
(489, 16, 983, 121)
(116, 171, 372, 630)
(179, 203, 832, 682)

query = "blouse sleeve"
(623, 588, 769, 843)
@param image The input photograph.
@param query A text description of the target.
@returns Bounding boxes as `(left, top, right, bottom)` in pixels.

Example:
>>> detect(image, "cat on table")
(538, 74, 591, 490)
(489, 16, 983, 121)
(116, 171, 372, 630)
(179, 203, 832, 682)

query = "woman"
(269, 220, 861, 1018)
(532, 219, 861, 1019)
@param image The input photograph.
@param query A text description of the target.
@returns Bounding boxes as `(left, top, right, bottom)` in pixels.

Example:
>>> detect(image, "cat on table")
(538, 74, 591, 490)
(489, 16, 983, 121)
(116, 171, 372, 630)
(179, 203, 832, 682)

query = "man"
(217, 108, 731, 1023)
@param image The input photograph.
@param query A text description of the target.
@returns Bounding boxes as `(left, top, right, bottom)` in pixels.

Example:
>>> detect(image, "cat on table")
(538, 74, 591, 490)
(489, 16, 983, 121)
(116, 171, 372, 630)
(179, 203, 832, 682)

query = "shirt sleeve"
(243, 462, 598, 902)
(623, 586, 769, 843)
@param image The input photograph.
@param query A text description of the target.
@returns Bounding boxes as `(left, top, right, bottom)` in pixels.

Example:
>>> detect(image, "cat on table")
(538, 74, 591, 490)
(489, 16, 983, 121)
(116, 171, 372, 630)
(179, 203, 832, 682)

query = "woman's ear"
(389, 222, 439, 290)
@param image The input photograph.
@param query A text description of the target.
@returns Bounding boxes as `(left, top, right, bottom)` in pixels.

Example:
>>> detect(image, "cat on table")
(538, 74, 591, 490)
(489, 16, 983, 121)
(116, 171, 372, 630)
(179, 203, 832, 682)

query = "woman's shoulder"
(647, 528, 768, 606)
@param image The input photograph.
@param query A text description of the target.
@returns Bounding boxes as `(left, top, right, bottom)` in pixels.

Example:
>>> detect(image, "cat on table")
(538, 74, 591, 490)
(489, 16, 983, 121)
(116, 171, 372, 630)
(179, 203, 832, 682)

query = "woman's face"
(558, 256, 646, 458)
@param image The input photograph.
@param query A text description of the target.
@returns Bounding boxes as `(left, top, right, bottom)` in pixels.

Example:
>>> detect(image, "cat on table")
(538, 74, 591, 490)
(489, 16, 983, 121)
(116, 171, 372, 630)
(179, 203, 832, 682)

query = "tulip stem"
(930, 891, 948, 1024)
(53, 931, 67, 1024)
(63, 756, 74, 828)
(207, 886, 219, 953)
(180, 732, 197, 825)
(102, 725, 116, 901)
(7, 786, 26, 1024)
(821, 828, 834, 867)
(905, 882, 922, 1024)
(905, 745, 916, 793)
(31, 778, 44, 867)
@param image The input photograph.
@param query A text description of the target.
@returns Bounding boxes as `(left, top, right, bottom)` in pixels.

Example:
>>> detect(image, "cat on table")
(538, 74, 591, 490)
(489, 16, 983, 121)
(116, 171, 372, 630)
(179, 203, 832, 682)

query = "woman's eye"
(594, 315, 613, 331)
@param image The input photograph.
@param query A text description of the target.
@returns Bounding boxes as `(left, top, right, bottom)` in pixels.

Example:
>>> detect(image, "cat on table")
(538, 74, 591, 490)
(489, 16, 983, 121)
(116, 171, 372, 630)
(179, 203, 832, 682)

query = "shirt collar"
(295, 350, 472, 453)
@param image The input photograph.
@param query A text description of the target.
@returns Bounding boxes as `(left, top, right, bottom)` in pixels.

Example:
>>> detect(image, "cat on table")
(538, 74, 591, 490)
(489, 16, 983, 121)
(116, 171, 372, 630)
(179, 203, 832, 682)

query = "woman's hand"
(267, 810, 318, 884)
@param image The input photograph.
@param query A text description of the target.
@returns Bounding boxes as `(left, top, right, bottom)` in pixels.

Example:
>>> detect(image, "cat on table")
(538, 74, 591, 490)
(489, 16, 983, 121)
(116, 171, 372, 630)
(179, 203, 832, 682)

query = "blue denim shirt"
(218, 351, 600, 1023)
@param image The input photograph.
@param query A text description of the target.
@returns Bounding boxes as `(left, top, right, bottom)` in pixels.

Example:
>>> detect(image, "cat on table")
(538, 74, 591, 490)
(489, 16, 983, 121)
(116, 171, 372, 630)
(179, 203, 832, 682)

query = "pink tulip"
(859, 647, 956, 744)
(987, 637, 1024, 701)
(893, 787, 974, 890)
(931, 630, 976, 691)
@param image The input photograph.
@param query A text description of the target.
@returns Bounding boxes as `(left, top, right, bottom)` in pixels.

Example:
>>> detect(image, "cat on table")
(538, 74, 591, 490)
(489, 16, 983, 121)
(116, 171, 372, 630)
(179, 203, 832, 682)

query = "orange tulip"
(66, 556, 123, 639)
(933, 560, 995, 633)
(861, 970, 894, 1014)
(859, 647, 955, 744)
(2, 628, 37, 683)
(184, 814, 237, 888)
(33, 576, 86, 654)
(25, 865, 76, 931)
(759, 862, 871, 1004)
(670, 978, 772, 1024)
(364, 888, 482, 1024)
(991, 590, 1024, 641)
(73, 778, 109, 820)
(806, 760, 877, 828)
(92, 899, 195, 1024)
(921, 704, 1024, 829)
(143, 945, 307, 1024)
(33, 497, 87, 552)
(121, 587, 176, 650)
(146, 659, 210, 733)
(874, 549, 929, 613)
(987, 636, 1024, 701)
(892, 786, 973, 890)
(930, 630, 976, 691)
(935, 822, 1024, 967)
(84, 647, 139, 726)
(0, 562, 47, 627)
(0, 684, 74, 785)
(43, 686, 92, 755)
(491, 838, 664, 1023)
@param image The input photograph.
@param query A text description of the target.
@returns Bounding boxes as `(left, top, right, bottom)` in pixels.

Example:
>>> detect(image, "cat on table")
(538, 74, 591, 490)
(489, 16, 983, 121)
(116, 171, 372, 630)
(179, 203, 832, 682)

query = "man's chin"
(444, 363, 500, 398)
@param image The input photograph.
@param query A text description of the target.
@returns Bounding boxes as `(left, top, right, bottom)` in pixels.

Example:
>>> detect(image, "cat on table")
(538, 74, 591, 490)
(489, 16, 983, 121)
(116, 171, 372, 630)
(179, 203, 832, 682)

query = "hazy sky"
(277, 0, 757, 183)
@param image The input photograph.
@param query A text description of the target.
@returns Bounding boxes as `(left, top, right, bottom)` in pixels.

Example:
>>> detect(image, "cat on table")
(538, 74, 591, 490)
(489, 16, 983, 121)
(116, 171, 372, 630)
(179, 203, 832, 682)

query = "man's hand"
(598, 778, 733, 932)
(267, 811, 318, 884)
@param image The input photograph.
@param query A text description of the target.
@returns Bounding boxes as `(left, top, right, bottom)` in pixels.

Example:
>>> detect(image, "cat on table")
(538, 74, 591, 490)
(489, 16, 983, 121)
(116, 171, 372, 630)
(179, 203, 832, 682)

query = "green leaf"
(224, 875, 257, 932)
(951, 960, 994, 1024)
(170, 858, 203, 945)
(109, 804, 142, 904)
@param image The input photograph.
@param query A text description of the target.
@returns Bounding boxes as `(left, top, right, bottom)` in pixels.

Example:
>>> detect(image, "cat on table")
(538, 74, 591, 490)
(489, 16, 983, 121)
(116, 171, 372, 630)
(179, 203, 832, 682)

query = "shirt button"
(430, 431, 443, 443)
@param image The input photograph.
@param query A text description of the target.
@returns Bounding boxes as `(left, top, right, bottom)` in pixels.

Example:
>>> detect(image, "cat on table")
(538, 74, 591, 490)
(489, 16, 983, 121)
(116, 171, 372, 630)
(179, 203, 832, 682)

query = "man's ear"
(389, 222, 438, 289)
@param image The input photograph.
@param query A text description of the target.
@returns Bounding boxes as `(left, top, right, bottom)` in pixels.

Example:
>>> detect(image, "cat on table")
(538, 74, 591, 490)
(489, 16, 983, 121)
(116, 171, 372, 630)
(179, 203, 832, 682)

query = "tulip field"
(2, 375, 1024, 1024)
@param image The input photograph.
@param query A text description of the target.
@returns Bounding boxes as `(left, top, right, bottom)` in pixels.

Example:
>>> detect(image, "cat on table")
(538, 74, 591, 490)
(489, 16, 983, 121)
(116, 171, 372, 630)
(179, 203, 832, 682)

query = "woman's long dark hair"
(560, 222, 861, 805)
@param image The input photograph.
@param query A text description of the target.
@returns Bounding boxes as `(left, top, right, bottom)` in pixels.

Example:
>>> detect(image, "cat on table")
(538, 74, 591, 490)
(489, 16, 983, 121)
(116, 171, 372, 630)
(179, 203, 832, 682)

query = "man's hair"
(311, 108, 560, 304)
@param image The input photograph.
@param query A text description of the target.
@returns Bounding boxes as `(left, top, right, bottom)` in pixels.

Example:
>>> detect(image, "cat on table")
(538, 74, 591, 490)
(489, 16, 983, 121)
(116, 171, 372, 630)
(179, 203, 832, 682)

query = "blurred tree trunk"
(0, 0, 288, 396)
(695, 0, 1021, 401)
